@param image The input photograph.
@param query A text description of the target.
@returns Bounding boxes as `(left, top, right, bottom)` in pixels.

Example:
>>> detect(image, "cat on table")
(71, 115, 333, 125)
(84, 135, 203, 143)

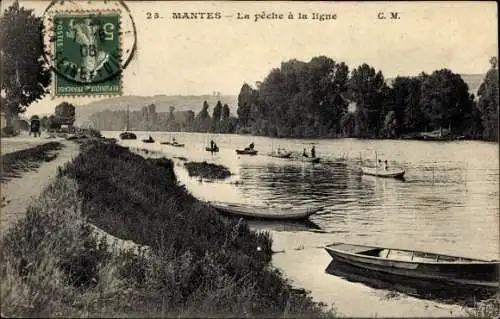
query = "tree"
(54, 102, 76, 126)
(47, 115, 59, 130)
(40, 115, 48, 129)
(477, 57, 499, 141)
(420, 69, 473, 133)
(348, 64, 387, 137)
(237, 83, 257, 126)
(402, 76, 426, 133)
(167, 106, 176, 122)
(193, 100, 211, 132)
(0, 1, 51, 129)
(222, 104, 230, 120)
(212, 101, 222, 122)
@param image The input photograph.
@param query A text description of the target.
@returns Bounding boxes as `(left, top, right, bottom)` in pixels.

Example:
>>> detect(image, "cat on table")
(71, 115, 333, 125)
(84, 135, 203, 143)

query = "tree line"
(236, 56, 498, 141)
(89, 101, 238, 133)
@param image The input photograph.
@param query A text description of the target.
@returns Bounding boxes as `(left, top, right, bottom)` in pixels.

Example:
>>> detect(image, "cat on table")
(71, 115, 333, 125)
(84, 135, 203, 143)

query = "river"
(104, 131, 499, 317)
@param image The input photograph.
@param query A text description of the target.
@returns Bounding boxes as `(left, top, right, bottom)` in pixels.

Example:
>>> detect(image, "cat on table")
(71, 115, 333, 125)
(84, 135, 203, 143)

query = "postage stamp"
(51, 11, 122, 96)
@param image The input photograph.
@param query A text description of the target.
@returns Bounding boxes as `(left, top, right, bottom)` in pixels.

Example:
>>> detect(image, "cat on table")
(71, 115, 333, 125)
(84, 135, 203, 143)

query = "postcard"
(1, 1, 498, 317)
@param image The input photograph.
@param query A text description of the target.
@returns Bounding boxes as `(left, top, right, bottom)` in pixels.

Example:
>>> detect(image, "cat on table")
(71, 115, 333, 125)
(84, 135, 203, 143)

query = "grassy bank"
(184, 161, 232, 180)
(1, 139, 334, 317)
(1, 142, 64, 183)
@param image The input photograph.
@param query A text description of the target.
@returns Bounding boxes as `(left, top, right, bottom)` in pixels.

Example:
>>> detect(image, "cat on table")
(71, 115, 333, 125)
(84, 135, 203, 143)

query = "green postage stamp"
(51, 11, 121, 96)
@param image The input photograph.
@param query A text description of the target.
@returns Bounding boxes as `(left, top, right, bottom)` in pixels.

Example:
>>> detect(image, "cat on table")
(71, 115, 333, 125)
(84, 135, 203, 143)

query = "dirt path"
(1, 140, 80, 236)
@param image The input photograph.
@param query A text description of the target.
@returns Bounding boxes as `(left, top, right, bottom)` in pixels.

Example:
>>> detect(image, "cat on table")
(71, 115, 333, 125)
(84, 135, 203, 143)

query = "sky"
(1, 1, 498, 116)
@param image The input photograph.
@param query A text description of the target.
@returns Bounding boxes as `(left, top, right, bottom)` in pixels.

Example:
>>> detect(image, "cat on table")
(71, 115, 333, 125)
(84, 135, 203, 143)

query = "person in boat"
(245, 142, 255, 151)
(303, 148, 309, 157)
(311, 145, 316, 158)
(148, 135, 153, 142)
(210, 140, 215, 150)
(172, 137, 177, 144)
(384, 160, 388, 170)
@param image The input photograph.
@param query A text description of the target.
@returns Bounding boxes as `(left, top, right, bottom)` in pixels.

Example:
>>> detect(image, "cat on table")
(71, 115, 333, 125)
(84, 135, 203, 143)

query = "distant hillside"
(75, 94, 238, 126)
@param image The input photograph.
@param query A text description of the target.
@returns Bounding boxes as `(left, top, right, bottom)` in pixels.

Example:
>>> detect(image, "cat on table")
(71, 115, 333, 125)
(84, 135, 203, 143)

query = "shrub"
(184, 161, 232, 180)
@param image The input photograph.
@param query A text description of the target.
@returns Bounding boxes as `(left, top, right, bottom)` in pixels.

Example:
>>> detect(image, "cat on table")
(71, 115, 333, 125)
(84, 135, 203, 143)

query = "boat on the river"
(142, 136, 155, 143)
(361, 166, 405, 179)
(302, 156, 320, 163)
(209, 201, 323, 220)
(325, 242, 500, 291)
(268, 149, 293, 158)
(160, 141, 185, 147)
(120, 106, 137, 140)
(206, 146, 219, 152)
(236, 149, 258, 155)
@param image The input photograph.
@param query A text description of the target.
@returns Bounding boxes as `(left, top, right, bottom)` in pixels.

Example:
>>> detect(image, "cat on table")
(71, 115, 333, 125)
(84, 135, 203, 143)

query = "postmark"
(42, 1, 137, 97)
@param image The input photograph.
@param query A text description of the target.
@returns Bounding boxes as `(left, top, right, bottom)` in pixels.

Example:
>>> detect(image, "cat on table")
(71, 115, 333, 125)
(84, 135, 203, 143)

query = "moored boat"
(210, 201, 323, 220)
(142, 136, 155, 143)
(269, 150, 293, 158)
(325, 242, 500, 291)
(236, 149, 258, 155)
(206, 146, 219, 152)
(302, 156, 320, 163)
(120, 132, 137, 140)
(361, 166, 405, 179)
(119, 106, 137, 140)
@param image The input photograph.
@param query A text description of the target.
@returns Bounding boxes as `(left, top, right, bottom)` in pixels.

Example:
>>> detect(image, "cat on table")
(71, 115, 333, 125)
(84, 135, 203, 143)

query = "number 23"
(146, 12, 159, 19)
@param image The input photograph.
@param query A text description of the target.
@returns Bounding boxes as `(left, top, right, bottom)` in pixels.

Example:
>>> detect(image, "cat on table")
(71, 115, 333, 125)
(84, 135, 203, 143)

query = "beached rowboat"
(361, 166, 404, 178)
(236, 149, 258, 155)
(210, 202, 323, 220)
(325, 242, 500, 290)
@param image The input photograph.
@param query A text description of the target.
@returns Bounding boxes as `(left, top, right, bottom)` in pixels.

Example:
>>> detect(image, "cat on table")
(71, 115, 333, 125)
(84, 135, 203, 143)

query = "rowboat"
(209, 201, 323, 220)
(120, 132, 136, 140)
(206, 146, 219, 152)
(142, 137, 155, 143)
(325, 242, 500, 291)
(236, 149, 258, 155)
(361, 166, 405, 178)
(302, 157, 320, 163)
(161, 141, 185, 147)
(269, 151, 293, 159)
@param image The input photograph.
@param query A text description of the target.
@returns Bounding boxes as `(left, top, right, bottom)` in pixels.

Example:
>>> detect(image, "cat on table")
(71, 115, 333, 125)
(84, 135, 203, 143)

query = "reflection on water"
(106, 131, 499, 262)
(325, 260, 498, 306)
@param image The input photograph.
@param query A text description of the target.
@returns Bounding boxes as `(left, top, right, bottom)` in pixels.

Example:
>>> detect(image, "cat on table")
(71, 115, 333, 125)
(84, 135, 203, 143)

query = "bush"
(184, 161, 232, 180)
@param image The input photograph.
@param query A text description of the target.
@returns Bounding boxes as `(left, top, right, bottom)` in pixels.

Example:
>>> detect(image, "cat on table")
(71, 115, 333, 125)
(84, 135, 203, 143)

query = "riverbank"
(0, 139, 334, 317)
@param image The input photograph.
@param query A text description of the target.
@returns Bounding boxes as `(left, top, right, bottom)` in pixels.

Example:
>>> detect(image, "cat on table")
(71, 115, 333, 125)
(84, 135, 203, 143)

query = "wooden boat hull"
(325, 243, 499, 290)
(161, 141, 184, 147)
(236, 149, 258, 155)
(210, 202, 323, 220)
(206, 147, 219, 152)
(119, 132, 137, 140)
(361, 167, 405, 178)
(269, 152, 293, 158)
(302, 157, 320, 163)
(142, 139, 155, 143)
